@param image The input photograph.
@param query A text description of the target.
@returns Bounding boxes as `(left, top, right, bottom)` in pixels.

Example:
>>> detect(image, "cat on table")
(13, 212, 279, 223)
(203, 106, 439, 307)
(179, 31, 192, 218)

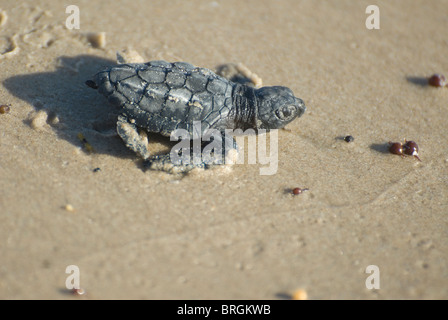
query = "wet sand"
(0, 0, 447, 299)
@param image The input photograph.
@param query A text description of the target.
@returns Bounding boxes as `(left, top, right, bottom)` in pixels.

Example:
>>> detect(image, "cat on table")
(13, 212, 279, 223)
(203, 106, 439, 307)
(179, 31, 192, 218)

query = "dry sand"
(0, 0, 447, 299)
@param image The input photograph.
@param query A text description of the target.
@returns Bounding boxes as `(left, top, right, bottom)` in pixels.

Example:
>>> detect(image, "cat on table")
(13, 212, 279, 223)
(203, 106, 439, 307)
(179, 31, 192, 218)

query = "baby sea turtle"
(86, 60, 306, 173)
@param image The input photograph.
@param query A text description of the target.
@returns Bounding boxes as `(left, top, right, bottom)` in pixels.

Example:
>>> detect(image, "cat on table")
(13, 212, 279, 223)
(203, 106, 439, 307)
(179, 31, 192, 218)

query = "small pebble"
(388, 142, 404, 156)
(403, 140, 421, 161)
(428, 74, 446, 87)
(47, 113, 60, 125)
(71, 288, 85, 296)
(65, 204, 75, 212)
(344, 135, 354, 143)
(86, 32, 106, 49)
(292, 187, 309, 195)
(30, 109, 49, 130)
(0, 104, 10, 114)
(291, 289, 308, 300)
(389, 140, 421, 161)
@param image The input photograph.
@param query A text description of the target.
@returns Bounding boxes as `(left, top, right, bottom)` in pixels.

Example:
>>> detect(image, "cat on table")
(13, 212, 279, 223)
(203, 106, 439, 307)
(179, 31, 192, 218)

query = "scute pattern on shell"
(93, 61, 234, 136)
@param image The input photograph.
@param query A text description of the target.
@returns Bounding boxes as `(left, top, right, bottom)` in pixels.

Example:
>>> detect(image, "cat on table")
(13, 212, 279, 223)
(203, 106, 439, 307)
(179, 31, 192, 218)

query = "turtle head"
(255, 86, 306, 129)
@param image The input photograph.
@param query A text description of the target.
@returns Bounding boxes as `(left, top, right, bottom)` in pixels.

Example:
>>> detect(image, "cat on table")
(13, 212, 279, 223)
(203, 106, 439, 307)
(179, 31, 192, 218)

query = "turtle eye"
(275, 105, 297, 121)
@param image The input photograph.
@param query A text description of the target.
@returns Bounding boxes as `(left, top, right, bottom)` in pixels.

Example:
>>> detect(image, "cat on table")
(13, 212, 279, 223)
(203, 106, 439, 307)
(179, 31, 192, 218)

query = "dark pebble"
(428, 74, 446, 87)
(0, 104, 11, 114)
(344, 135, 354, 143)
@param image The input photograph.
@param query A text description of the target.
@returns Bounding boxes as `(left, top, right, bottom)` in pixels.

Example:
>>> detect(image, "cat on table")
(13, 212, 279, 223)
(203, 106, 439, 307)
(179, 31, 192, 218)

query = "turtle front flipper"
(144, 132, 239, 174)
(117, 114, 152, 160)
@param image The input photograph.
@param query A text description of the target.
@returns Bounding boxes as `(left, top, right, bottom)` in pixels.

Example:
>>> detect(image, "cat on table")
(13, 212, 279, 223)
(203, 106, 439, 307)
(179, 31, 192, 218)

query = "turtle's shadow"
(406, 76, 428, 87)
(4, 57, 257, 159)
(3, 54, 136, 157)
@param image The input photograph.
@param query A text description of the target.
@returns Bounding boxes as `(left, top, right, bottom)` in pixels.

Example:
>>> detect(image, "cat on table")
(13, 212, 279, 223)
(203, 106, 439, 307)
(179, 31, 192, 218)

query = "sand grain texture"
(0, 0, 447, 299)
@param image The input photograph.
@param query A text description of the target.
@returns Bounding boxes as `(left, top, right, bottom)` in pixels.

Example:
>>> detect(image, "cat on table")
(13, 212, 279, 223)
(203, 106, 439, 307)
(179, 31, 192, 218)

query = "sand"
(0, 0, 447, 299)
